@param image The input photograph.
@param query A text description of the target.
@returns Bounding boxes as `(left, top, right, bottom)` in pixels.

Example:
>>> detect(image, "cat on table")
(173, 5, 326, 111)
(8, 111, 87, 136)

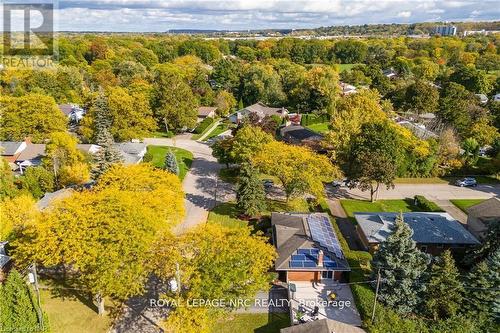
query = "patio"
(289, 280, 362, 326)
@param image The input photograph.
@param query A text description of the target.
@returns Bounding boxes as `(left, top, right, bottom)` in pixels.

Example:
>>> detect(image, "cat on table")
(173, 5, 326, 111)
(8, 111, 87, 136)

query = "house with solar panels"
(271, 212, 350, 282)
(354, 212, 480, 255)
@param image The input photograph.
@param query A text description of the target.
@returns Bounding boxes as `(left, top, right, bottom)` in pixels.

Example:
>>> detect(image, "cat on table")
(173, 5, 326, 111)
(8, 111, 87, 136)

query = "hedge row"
(300, 113, 330, 126)
(414, 195, 444, 212)
(194, 117, 214, 134)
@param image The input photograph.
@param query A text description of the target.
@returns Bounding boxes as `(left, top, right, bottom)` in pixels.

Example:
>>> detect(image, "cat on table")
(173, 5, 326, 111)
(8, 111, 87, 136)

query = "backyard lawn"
(305, 122, 329, 133)
(450, 199, 486, 213)
(213, 313, 290, 333)
(40, 283, 112, 333)
(146, 145, 193, 180)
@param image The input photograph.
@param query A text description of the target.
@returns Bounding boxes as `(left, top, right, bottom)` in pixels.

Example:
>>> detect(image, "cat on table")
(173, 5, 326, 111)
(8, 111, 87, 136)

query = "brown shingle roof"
(467, 197, 500, 219)
(198, 106, 217, 117)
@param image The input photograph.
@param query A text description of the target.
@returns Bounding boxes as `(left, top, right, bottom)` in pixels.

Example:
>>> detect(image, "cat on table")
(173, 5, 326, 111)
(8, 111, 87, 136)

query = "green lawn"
(40, 284, 111, 333)
(151, 130, 174, 138)
(341, 199, 421, 219)
(213, 313, 290, 333)
(146, 145, 193, 180)
(337, 63, 362, 72)
(450, 199, 486, 213)
(192, 119, 219, 140)
(204, 123, 229, 141)
(305, 122, 329, 133)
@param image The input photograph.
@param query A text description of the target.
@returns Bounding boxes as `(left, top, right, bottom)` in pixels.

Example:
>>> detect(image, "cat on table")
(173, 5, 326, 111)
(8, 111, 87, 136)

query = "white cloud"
(52, 0, 500, 31)
(397, 11, 412, 18)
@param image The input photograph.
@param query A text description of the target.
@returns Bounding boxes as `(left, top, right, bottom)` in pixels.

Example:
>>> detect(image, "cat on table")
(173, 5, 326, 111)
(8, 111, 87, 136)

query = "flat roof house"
(466, 197, 500, 240)
(229, 102, 288, 124)
(271, 213, 350, 283)
(355, 212, 480, 255)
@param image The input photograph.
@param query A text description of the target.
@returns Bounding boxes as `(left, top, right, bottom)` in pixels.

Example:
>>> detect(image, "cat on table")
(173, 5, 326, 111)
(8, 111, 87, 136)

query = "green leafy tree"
(438, 83, 475, 137)
(464, 221, 500, 265)
(347, 122, 401, 202)
(425, 250, 464, 320)
(450, 65, 493, 95)
(20, 166, 55, 199)
(404, 80, 439, 116)
(164, 149, 179, 176)
(333, 40, 368, 63)
(152, 64, 199, 130)
(236, 163, 266, 216)
(0, 157, 18, 199)
(0, 269, 41, 332)
(212, 137, 235, 168)
(230, 126, 274, 163)
(464, 248, 500, 320)
(371, 213, 429, 314)
(241, 63, 285, 106)
(214, 90, 237, 117)
(211, 58, 241, 93)
(461, 137, 480, 167)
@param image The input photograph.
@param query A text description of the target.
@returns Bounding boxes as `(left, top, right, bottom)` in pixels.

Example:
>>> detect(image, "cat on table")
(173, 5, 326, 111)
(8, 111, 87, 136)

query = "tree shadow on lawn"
(39, 270, 99, 314)
(255, 312, 290, 333)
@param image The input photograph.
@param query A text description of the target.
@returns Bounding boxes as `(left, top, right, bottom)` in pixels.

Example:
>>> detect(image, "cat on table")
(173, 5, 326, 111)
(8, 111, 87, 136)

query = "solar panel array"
(307, 215, 345, 259)
(289, 248, 338, 269)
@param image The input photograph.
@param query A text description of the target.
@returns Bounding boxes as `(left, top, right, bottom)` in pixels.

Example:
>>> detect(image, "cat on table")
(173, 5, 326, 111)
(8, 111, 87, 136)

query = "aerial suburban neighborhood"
(0, 1, 499, 333)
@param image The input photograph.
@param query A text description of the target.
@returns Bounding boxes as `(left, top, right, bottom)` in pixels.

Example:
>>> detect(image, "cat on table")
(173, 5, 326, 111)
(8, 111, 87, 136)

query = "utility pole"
(371, 268, 381, 323)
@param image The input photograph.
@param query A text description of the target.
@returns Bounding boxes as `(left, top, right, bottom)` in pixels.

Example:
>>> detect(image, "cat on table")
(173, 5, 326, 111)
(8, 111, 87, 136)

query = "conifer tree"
(91, 129, 123, 179)
(0, 269, 40, 332)
(164, 149, 179, 175)
(93, 91, 113, 146)
(465, 248, 500, 320)
(425, 250, 464, 319)
(236, 163, 266, 216)
(371, 212, 429, 314)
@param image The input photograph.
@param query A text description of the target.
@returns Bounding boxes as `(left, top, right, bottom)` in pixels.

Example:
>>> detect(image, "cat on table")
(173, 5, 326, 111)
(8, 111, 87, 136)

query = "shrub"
(414, 195, 443, 212)
(300, 113, 330, 126)
(194, 117, 214, 134)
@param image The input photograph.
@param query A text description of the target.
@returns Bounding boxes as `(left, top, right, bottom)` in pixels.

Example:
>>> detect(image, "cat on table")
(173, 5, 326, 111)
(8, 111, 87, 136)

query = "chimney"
(317, 250, 324, 267)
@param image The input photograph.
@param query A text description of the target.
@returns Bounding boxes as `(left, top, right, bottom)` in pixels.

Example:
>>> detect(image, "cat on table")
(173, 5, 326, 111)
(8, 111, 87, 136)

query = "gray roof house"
(466, 197, 500, 240)
(280, 125, 324, 150)
(229, 102, 288, 124)
(112, 142, 147, 164)
(37, 188, 75, 210)
(59, 104, 85, 122)
(16, 144, 46, 173)
(271, 213, 350, 282)
(0, 141, 27, 157)
(355, 212, 479, 255)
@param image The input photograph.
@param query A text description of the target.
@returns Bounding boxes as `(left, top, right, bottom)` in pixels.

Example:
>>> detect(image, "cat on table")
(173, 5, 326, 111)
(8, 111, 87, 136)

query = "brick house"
(271, 213, 350, 283)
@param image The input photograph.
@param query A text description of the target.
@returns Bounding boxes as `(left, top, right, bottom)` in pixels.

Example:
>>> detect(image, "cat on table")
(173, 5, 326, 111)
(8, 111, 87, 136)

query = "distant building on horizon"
(435, 25, 457, 36)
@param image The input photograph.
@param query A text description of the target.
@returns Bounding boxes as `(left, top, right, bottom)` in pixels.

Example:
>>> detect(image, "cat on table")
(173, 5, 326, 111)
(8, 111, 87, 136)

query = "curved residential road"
(144, 135, 234, 234)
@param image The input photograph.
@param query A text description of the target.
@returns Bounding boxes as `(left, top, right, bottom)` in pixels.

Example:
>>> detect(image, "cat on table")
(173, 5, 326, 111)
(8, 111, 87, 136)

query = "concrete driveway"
(144, 135, 234, 234)
(330, 183, 500, 201)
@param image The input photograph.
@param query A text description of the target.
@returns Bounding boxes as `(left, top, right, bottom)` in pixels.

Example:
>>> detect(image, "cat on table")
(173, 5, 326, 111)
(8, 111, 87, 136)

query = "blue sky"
(5, 0, 500, 32)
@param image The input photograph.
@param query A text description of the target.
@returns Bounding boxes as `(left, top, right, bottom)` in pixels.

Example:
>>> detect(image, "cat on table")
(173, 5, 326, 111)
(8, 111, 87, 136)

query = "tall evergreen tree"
(91, 129, 123, 179)
(0, 270, 41, 332)
(93, 91, 113, 146)
(425, 250, 464, 319)
(464, 220, 500, 266)
(371, 213, 429, 314)
(236, 163, 266, 217)
(465, 248, 500, 320)
(164, 149, 179, 175)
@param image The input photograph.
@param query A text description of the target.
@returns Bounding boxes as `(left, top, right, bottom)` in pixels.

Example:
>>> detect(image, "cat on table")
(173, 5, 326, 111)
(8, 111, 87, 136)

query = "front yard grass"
(305, 122, 329, 133)
(203, 123, 229, 141)
(146, 145, 193, 180)
(450, 199, 486, 213)
(213, 313, 290, 333)
(40, 281, 112, 333)
(340, 199, 420, 220)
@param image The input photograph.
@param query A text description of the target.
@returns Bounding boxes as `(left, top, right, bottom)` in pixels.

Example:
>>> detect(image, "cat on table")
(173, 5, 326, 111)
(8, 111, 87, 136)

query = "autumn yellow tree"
(154, 224, 276, 333)
(12, 164, 185, 315)
(252, 141, 341, 201)
(0, 195, 39, 240)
